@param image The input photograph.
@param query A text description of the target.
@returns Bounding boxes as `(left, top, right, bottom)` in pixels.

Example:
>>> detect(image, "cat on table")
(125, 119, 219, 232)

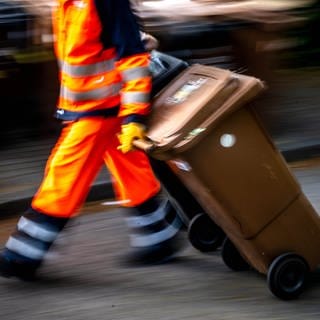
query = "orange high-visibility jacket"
(52, 0, 151, 122)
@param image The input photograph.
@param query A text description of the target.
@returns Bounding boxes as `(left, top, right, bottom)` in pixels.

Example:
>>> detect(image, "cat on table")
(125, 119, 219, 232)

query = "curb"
(1, 146, 320, 220)
(0, 182, 115, 220)
(281, 145, 320, 163)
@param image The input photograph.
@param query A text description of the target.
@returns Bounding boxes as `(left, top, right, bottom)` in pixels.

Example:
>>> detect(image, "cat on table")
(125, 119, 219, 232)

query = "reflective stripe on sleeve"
(122, 91, 150, 104)
(120, 66, 150, 82)
(17, 216, 59, 243)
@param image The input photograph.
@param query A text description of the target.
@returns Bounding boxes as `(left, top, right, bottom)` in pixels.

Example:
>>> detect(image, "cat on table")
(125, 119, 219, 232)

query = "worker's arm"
(96, 0, 152, 125)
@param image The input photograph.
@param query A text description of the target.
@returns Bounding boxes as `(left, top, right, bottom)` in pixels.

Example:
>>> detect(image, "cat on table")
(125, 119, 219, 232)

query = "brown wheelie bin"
(135, 64, 320, 300)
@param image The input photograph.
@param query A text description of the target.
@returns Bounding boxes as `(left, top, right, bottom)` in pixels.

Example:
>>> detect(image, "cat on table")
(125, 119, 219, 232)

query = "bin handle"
(133, 138, 156, 154)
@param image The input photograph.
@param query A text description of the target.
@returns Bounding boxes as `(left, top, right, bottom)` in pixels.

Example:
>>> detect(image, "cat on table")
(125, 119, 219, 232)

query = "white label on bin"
(171, 160, 192, 172)
(166, 78, 207, 104)
(220, 134, 236, 148)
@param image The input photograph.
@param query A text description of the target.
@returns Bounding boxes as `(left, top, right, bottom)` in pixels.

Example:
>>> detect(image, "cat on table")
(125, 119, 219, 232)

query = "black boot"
(0, 208, 68, 281)
(0, 253, 40, 281)
(124, 192, 186, 266)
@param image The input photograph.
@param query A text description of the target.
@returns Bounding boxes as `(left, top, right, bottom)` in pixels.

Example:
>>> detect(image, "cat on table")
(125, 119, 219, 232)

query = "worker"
(0, 0, 185, 281)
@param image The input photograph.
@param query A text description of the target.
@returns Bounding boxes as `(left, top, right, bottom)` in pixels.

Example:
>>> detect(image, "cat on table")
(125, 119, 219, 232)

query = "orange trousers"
(31, 117, 161, 218)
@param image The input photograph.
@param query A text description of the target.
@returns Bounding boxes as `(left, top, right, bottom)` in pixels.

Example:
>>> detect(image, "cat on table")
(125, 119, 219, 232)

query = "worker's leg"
(0, 118, 117, 279)
(104, 124, 186, 264)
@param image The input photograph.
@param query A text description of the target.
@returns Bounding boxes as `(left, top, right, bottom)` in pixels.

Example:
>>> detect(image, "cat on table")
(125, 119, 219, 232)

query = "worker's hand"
(140, 31, 159, 51)
(117, 122, 146, 153)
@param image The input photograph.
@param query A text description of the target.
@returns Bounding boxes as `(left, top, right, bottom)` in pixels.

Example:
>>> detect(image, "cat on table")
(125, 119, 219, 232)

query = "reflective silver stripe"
(61, 82, 122, 101)
(130, 215, 181, 247)
(122, 91, 150, 104)
(6, 237, 46, 260)
(59, 59, 116, 77)
(121, 66, 150, 82)
(17, 217, 58, 243)
(126, 200, 169, 228)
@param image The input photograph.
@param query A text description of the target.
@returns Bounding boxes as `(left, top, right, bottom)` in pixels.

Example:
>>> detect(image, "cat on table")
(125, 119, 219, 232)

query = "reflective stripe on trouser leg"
(3, 208, 68, 265)
(125, 193, 183, 248)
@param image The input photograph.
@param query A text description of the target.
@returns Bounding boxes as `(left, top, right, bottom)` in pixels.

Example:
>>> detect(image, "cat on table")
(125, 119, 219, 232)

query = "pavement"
(1, 67, 320, 219)
(2, 200, 320, 319)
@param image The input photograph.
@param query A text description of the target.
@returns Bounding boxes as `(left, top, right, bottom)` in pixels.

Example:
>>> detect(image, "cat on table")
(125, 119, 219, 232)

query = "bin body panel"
(170, 107, 300, 239)
(224, 193, 320, 274)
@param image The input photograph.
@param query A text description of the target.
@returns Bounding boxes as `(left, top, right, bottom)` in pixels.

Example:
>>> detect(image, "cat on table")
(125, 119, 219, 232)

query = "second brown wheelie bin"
(134, 64, 320, 300)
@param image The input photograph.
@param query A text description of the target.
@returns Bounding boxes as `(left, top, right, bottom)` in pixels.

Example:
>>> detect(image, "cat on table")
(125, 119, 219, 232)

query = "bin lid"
(146, 64, 265, 158)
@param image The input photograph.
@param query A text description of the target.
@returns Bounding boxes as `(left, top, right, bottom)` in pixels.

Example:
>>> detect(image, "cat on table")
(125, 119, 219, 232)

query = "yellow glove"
(117, 122, 146, 153)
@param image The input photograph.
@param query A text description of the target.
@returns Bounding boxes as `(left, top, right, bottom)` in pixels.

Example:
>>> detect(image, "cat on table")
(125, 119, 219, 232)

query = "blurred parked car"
(0, 0, 58, 147)
(0, 0, 31, 77)
(136, 0, 318, 73)
(280, 0, 320, 67)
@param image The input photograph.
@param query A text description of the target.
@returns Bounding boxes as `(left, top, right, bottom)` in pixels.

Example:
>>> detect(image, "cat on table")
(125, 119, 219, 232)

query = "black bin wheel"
(187, 213, 225, 252)
(267, 253, 309, 300)
(221, 237, 250, 271)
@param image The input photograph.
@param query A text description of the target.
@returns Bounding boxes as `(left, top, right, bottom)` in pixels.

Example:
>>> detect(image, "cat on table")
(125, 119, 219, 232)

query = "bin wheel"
(187, 213, 225, 252)
(267, 253, 309, 300)
(221, 237, 250, 271)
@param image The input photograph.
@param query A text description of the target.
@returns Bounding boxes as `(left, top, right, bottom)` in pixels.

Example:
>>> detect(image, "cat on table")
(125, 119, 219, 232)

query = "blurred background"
(1, 2, 320, 314)
(0, 0, 319, 149)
